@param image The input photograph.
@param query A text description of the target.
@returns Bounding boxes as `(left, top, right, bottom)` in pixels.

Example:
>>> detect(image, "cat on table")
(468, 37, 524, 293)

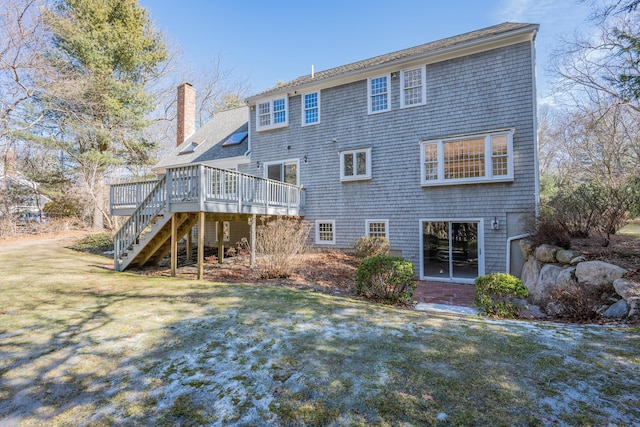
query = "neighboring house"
(0, 152, 51, 218)
(110, 22, 540, 282)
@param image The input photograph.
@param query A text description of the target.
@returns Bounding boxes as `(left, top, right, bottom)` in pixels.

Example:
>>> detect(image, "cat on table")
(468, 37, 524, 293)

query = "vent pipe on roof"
(177, 83, 196, 146)
(311, 64, 314, 79)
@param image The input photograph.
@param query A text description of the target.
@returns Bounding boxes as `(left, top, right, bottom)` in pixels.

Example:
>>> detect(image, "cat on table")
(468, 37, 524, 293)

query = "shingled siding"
(243, 41, 536, 277)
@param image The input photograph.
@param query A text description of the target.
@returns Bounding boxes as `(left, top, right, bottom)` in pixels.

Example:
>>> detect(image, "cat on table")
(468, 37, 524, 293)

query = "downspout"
(531, 29, 541, 218)
(506, 233, 530, 275)
(244, 104, 252, 159)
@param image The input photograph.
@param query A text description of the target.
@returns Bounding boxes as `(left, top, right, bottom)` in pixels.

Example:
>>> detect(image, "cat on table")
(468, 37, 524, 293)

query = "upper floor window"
(368, 75, 390, 114)
(340, 148, 371, 181)
(256, 97, 288, 131)
(302, 92, 320, 125)
(420, 130, 514, 186)
(401, 66, 426, 108)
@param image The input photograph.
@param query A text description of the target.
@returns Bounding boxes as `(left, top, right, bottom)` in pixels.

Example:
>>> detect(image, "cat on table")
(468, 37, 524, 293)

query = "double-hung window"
(316, 220, 335, 245)
(340, 148, 371, 181)
(368, 75, 390, 114)
(302, 92, 320, 125)
(400, 66, 426, 108)
(420, 130, 514, 186)
(256, 97, 288, 131)
(366, 220, 388, 239)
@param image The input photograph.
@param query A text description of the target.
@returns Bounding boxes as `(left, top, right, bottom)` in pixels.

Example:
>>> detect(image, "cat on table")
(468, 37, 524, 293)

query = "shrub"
(354, 254, 416, 304)
(545, 282, 615, 321)
(474, 273, 528, 318)
(353, 236, 390, 258)
(70, 232, 113, 254)
(256, 216, 309, 278)
(529, 213, 571, 249)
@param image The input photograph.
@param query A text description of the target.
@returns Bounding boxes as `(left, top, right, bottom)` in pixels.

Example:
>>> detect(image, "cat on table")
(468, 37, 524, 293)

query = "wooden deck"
(109, 164, 305, 271)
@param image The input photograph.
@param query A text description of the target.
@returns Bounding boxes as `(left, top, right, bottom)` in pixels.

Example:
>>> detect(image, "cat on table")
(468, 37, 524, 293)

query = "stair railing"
(114, 175, 167, 270)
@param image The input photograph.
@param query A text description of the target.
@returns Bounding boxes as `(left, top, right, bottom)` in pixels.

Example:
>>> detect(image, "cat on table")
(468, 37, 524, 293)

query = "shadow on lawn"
(2, 282, 638, 426)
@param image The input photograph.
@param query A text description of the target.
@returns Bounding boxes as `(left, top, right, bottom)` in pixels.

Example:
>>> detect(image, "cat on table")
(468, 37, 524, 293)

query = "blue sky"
(139, 0, 593, 100)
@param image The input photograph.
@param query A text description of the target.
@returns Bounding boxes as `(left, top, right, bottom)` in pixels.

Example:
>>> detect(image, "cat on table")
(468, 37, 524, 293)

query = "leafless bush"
(0, 217, 19, 238)
(353, 236, 390, 258)
(0, 217, 84, 239)
(545, 282, 615, 321)
(256, 216, 309, 278)
(529, 213, 571, 249)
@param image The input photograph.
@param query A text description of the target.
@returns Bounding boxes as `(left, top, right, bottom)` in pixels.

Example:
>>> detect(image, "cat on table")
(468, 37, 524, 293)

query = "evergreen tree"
(42, 0, 167, 229)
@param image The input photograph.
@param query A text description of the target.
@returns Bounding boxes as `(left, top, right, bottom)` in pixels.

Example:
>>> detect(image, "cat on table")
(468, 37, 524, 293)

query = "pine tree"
(42, 0, 167, 229)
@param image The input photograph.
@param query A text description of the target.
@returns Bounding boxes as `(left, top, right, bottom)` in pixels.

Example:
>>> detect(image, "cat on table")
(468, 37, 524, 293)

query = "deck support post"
(250, 214, 256, 269)
(197, 211, 205, 280)
(217, 219, 224, 264)
(170, 213, 177, 277)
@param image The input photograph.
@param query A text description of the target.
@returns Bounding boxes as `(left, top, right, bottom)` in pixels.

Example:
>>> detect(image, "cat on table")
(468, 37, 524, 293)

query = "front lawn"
(0, 234, 639, 426)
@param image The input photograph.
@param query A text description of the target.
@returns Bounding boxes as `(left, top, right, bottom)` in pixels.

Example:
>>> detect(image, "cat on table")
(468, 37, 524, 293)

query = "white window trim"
(315, 220, 336, 245)
(340, 147, 372, 181)
(420, 130, 514, 186)
(263, 158, 300, 185)
(367, 74, 391, 114)
(366, 219, 389, 239)
(400, 65, 426, 108)
(256, 97, 289, 131)
(419, 218, 485, 283)
(301, 91, 320, 126)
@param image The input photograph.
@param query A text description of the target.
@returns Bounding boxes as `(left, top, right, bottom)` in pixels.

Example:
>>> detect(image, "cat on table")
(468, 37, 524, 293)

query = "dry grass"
(1, 234, 639, 426)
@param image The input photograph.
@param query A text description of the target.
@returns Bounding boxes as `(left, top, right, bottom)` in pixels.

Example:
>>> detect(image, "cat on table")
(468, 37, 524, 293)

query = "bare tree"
(0, 0, 50, 140)
(550, 7, 640, 111)
(145, 54, 251, 161)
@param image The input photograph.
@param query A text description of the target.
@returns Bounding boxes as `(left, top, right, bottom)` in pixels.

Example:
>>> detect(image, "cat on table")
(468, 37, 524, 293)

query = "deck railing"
(112, 164, 305, 269)
(166, 164, 304, 211)
(110, 179, 159, 212)
(114, 175, 167, 270)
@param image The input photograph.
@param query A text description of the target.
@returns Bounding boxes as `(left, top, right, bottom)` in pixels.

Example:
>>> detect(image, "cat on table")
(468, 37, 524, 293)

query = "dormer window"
(256, 97, 288, 131)
(179, 140, 201, 154)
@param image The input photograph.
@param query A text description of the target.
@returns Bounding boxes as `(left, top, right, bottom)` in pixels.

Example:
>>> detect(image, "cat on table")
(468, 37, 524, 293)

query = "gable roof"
(155, 106, 249, 171)
(247, 22, 538, 103)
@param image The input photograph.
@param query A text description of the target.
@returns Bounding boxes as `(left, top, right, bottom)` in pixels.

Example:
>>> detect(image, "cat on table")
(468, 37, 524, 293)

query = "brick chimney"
(176, 83, 196, 146)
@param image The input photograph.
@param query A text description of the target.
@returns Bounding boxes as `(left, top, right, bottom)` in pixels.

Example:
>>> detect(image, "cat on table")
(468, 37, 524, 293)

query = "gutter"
(246, 25, 539, 104)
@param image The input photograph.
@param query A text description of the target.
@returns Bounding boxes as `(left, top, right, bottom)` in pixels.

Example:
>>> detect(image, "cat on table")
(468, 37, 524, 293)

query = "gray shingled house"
(110, 22, 540, 283)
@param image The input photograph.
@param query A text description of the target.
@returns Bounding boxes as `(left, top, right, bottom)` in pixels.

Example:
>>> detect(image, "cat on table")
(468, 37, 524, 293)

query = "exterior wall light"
(492, 217, 499, 230)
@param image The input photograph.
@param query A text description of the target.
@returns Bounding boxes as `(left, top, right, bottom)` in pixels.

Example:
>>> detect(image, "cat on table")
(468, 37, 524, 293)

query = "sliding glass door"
(421, 220, 483, 282)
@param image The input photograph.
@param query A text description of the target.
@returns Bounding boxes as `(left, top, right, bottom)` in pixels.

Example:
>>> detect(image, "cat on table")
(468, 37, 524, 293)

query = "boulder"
(556, 249, 580, 264)
(570, 255, 587, 265)
(519, 239, 536, 260)
(613, 278, 640, 302)
(575, 261, 626, 287)
(530, 264, 567, 305)
(521, 259, 543, 302)
(627, 298, 640, 319)
(545, 301, 566, 317)
(534, 244, 560, 263)
(602, 299, 629, 318)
